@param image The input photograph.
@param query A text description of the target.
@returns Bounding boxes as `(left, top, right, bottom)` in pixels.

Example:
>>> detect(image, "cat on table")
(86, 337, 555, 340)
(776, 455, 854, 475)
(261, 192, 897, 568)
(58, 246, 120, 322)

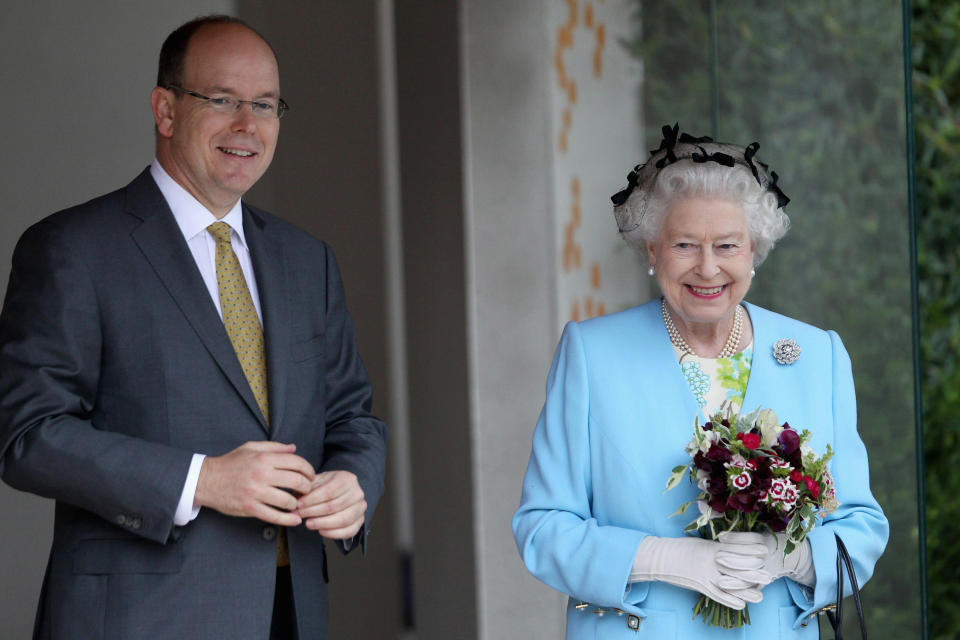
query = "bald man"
(0, 15, 387, 640)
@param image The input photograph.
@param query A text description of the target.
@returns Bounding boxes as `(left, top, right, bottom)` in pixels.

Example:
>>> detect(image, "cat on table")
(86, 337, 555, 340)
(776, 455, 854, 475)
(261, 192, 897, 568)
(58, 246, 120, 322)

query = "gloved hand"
(630, 536, 765, 610)
(716, 532, 816, 587)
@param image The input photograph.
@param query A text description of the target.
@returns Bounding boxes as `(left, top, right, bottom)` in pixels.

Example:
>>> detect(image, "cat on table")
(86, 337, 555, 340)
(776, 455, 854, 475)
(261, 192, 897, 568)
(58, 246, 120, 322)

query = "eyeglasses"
(166, 85, 289, 119)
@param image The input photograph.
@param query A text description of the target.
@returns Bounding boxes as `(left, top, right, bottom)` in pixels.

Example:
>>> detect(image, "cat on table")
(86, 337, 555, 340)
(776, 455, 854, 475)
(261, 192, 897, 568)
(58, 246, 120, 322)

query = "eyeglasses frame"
(165, 84, 289, 119)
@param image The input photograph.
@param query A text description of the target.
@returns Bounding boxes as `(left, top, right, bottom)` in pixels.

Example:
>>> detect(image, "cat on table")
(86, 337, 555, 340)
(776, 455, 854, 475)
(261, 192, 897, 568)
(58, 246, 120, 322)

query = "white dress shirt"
(150, 160, 264, 526)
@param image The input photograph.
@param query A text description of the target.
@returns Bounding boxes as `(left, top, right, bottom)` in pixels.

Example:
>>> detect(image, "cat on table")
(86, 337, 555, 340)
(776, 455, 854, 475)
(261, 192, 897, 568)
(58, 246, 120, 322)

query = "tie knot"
(207, 221, 233, 244)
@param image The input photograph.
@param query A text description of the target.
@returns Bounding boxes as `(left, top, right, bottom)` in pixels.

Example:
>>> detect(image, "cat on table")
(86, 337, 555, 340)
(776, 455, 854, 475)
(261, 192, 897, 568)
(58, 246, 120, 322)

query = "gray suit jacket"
(0, 169, 388, 640)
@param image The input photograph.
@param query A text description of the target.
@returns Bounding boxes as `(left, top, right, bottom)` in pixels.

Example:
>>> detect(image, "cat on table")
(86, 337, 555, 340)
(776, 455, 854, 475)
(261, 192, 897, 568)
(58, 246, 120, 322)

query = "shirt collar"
(150, 159, 248, 250)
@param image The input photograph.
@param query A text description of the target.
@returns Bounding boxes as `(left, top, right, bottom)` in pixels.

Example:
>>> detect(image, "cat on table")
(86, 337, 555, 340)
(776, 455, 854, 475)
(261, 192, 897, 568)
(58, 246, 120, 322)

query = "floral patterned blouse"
(672, 342, 754, 416)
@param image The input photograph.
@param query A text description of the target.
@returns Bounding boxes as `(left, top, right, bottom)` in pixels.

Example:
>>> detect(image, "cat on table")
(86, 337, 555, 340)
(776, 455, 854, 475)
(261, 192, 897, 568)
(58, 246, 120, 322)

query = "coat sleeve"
(786, 330, 889, 628)
(0, 220, 191, 544)
(315, 243, 388, 554)
(512, 321, 648, 610)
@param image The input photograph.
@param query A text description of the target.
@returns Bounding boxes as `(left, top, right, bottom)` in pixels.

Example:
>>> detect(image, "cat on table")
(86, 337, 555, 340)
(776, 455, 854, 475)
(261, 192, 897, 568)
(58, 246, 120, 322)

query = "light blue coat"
(513, 300, 888, 638)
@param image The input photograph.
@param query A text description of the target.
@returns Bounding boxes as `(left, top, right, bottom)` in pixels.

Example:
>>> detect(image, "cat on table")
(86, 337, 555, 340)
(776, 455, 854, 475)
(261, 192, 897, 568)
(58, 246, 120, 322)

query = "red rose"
(789, 470, 803, 483)
(740, 433, 761, 450)
(803, 475, 821, 499)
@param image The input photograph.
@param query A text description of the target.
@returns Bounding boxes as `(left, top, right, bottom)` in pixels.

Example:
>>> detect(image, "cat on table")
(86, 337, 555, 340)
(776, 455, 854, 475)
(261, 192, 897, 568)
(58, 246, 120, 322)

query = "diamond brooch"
(772, 338, 801, 365)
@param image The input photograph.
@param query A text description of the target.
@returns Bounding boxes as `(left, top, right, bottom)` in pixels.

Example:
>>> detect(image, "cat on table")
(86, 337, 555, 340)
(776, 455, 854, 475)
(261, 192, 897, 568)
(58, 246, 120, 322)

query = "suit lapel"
(244, 205, 291, 438)
(125, 169, 269, 433)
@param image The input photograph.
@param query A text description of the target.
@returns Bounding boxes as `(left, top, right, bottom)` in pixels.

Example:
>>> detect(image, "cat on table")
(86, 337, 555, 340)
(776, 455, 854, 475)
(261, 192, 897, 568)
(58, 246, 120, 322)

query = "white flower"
(780, 484, 799, 509)
(770, 459, 792, 472)
(731, 471, 752, 490)
(757, 409, 784, 447)
(701, 429, 720, 453)
(697, 500, 724, 519)
(696, 469, 711, 492)
(685, 427, 720, 456)
(823, 470, 835, 488)
(769, 478, 788, 499)
(727, 454, 749, 470)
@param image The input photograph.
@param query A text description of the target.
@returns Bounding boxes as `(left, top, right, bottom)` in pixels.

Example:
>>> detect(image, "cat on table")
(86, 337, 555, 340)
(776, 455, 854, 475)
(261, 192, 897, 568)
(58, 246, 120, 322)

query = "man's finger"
(262, 453, 315, 482)
(300, 470, 360, 504)
(251, 502, 303, 528)
(304, 502, 365, 530)
(297, 495, 365, 519)
(306, 512, 364, 539)
(269, 468, 315, 497)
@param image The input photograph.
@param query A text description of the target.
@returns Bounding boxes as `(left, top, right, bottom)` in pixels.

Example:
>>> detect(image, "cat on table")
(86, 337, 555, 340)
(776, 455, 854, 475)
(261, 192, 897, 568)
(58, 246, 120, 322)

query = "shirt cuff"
(173, 453, 206, 526)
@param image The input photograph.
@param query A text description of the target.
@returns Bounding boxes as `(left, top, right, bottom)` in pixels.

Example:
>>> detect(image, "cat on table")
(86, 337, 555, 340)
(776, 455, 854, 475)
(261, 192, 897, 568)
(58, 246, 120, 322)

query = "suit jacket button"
(130, 517, 142, 530)
(261, 525, 278, 541)
(116, 514, 127, 526)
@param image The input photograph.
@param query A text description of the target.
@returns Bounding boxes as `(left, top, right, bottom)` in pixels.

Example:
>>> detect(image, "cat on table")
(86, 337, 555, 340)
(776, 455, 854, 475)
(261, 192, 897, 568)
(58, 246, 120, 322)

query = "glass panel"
(632, 2, 922, 637)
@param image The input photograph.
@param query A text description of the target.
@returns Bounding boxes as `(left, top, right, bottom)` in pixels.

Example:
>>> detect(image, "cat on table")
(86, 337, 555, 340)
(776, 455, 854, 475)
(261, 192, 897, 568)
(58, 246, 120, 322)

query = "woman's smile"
(686, 284, 726, 298)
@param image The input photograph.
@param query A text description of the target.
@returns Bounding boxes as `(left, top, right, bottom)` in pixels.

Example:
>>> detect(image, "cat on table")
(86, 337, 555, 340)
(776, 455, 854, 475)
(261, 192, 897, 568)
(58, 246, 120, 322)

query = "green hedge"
(914, 1, 960, 638)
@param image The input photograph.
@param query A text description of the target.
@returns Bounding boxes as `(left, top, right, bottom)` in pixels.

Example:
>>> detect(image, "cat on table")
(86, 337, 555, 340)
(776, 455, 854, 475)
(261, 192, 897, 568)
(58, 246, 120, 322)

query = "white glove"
(716, 532, 816, 587)
(630, 536, 764, 610)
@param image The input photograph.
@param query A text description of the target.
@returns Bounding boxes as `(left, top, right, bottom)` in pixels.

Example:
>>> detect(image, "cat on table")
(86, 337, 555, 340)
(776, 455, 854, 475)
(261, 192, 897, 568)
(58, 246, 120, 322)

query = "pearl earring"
(750, 268, 756, 277)
(648, 266, 655, 276)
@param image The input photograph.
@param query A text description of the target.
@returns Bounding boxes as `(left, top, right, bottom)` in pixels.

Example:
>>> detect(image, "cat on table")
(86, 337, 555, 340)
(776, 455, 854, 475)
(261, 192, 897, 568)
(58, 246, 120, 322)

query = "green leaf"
(664, 465, 689, 492)
(669, 501, 693, 519)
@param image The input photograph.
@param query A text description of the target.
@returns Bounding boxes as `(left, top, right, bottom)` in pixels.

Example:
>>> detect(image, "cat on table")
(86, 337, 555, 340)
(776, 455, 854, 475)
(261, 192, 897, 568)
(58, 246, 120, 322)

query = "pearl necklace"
(661, 298, 743, 359)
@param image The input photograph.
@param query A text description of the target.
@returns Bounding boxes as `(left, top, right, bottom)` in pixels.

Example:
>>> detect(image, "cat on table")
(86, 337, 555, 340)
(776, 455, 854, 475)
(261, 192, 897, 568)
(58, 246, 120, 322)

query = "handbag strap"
(824, 532, 867, 640)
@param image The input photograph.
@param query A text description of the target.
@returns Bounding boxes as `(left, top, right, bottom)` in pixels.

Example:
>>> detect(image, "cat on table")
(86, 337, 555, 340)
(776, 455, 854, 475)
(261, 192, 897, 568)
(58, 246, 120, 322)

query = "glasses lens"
(207, 96, 239, 112)
(250, 101, 278, 117)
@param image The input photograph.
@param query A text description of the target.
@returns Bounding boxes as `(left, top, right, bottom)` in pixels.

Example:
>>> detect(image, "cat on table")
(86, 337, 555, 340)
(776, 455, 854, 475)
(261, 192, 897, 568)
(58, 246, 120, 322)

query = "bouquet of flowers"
(665, 406, 839, 628)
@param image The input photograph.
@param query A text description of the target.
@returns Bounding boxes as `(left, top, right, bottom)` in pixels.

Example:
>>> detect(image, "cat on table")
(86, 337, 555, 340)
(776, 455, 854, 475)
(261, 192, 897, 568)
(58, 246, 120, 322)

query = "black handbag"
(824, 533, 868, 639)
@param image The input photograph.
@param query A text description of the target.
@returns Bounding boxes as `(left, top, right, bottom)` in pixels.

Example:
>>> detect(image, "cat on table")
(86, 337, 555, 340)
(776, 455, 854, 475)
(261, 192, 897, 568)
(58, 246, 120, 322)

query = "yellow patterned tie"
(207, 222, 269, 424)
(208, 222, 289, 566)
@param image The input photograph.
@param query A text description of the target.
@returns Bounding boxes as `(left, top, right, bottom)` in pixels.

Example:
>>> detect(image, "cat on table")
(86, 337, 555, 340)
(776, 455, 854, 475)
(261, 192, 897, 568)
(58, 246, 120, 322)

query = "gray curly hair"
(611, 125, 791, 265)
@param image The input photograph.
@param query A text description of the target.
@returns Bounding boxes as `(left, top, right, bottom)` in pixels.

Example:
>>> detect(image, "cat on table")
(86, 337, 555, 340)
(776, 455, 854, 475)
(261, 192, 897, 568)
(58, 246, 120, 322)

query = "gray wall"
(459, 1, 565, 637)
(394, 2, 479, 636)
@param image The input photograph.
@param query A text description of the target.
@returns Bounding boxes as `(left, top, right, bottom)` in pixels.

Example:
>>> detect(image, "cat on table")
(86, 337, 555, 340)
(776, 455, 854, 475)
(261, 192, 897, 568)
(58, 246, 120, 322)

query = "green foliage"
(913, 1, 960, 638)
(631, 2, 922, 637)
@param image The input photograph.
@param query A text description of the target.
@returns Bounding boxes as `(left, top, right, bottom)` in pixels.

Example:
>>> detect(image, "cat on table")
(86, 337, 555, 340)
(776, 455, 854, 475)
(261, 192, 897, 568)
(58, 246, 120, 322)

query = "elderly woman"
(512, 125, 888, 638)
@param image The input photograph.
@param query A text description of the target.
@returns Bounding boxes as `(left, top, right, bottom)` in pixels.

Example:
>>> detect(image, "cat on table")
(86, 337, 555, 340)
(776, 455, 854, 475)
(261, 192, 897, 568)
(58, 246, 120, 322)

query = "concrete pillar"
(396, 1, 646, 637)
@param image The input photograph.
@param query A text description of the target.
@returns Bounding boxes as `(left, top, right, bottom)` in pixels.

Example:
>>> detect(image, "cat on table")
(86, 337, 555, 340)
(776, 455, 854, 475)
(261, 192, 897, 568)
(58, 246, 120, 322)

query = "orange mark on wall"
(554, 0, 578, 154)
(559, 107, 572, 153)
(566, 215, 608, 321)
(563, 177, 582, 272)
(556, 2, 610, 323)
(593, 23, 606, 77)
(574, 295, 606, 322)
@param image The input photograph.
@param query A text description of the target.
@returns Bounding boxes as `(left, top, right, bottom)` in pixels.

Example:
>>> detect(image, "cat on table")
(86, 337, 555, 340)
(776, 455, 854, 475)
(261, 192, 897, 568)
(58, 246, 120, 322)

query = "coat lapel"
(741, 302, 769, 415)
(642, 301, 702, 421)
(125, 169, 269, 433)
(243, 205, 291, 438)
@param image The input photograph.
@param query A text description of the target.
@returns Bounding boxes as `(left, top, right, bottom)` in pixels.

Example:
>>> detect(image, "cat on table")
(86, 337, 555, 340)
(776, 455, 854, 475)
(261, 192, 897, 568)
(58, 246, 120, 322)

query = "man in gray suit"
(0, 15, 387, 640)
